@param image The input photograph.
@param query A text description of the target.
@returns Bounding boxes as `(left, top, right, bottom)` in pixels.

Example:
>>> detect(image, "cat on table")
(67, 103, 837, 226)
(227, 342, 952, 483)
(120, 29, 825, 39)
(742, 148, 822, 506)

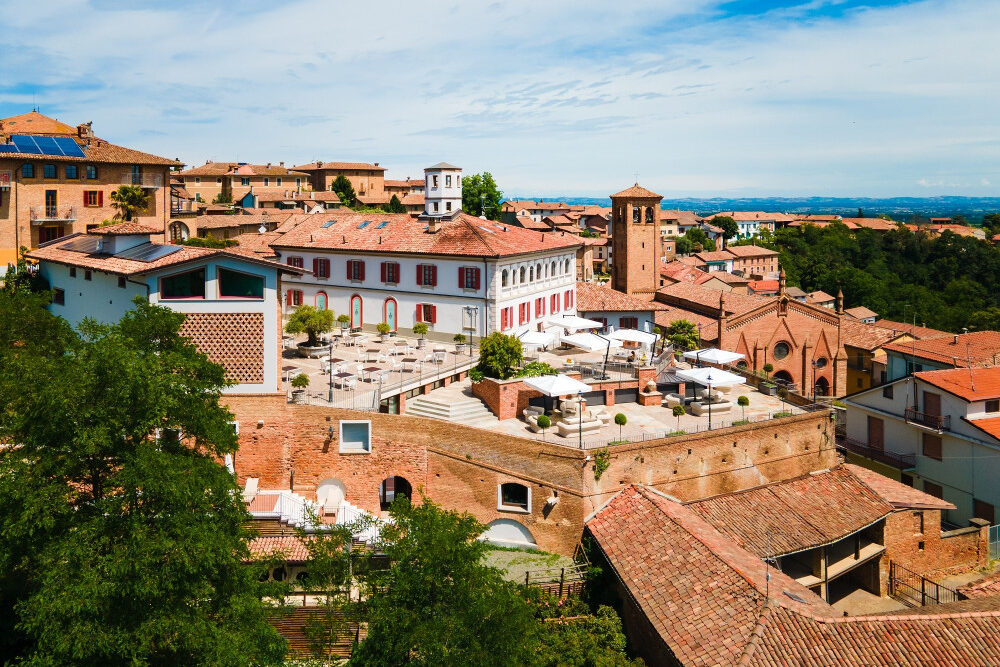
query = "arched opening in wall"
(168, 221, 189, 242)
(519, 266, 526, 283)
(501, 269, 509, 287)
(383, 297, 397, 332)
(773, 370, 794, 387)
(736, 360, 749, 371)
(814, 376, 830, 396)
(479, 519, 537, 549)
(316, 478, 346, 515)
(315, 291, 328, 310)
(550, 261, 557, 276)
(349, 294, 363, 329)
(646, 207, 654, 224)
(379, 476, 412, 511)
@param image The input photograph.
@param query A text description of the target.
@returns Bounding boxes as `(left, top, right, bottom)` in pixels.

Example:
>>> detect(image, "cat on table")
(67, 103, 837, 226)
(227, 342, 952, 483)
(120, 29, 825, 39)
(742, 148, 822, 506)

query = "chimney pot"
(954, 334, 959, 344)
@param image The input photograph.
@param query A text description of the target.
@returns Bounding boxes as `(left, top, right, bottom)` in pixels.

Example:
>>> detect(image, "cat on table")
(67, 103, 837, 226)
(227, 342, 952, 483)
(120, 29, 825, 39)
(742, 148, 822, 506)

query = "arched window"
(529, 266, 534, 282)
(551, 261, 557, 276)
(479, 519, 537, 549)
(315, 291, 328, 310)
(379, 476, 412, 511)
(535, 263, 542, 280)
(316, 478, 346, 511)
(168, 221, 189, 242)
(646, 207, 654, 223)
(632, 207, 640, 223)
(564, 259, 571, 274)
(519, 266, 526, 283)
(497, 482, 530, 512)
(501, 269, 509, 287)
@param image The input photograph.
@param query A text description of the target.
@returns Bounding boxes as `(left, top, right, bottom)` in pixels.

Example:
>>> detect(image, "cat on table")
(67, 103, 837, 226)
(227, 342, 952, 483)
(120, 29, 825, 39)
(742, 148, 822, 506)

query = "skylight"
(322, 220, 336, 228)
(358, 221, 371, 229)
(376, 221, 390, 229)
(478, 225, 496, 234)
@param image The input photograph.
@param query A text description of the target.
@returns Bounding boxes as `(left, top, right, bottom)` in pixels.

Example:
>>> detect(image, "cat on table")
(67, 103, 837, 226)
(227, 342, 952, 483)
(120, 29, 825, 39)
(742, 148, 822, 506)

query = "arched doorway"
(772, 370, 794, 388)
(383, 298, 397, 333)
(168, 221, 189, 242)
(315, 291, 328, 311)
(479, 519, 537, 549)
(379, 476, 412, 510)
(814, 376, 830, 397)
(316, 478, 346, 513)
(350, 294, 363, 329)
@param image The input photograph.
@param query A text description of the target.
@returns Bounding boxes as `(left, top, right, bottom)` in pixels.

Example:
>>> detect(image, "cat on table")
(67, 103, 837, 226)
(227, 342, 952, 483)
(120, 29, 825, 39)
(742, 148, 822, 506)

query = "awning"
(522, 374, 592, 396)
(560, 332, 623, 352)
(683, 348, 745, 365)
(609, 328, 657, 345)
(675, 366, 744, 388)
(544, 314, 605, 332)
(517, 330, 557, 348)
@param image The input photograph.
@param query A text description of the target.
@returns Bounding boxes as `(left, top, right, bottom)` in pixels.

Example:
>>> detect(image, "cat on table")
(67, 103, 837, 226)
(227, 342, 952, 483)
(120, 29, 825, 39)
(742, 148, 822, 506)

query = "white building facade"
(424, 162, 462, 217)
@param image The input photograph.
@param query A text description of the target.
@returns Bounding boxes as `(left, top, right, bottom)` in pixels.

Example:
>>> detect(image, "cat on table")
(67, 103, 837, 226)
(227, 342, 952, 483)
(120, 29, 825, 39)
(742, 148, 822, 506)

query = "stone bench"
(689, 400, 733, 416)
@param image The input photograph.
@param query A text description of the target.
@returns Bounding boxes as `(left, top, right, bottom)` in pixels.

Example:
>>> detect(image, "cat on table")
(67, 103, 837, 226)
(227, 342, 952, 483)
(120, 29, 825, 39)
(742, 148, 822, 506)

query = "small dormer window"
(987, 400, 1000, 413)
(263, 178, 269, 186)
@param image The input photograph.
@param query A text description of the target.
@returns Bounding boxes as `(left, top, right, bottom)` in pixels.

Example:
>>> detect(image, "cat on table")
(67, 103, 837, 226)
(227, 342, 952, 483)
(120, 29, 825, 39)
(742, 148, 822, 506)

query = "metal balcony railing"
(838, 437, 916, 469)
(904, 407, 950, 431)
(122, 173, 162, 188)
(30, 206, 77, 223)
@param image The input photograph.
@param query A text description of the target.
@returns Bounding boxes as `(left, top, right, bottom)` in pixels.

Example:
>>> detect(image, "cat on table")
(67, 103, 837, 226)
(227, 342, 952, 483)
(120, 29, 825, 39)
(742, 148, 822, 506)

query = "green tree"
(534, 604, 639, 666)
(674, 235, 692, 255)
(1, 247, 49, 295)
(285, 304, 335, 347)
(349, 497, 537, 666)
(0, 296, 287, 665)
(461, 172, 503, 220)
(331, 175, 357, 208)
(672, 404, 686, 430)
(536, 413, 551, 440)
(737, 395, 749, 420)
(712, 216, 739, 245)
(614, 412, 627, 441)
(109, 184, 150, 221)
(476, 332, 523, 379)
(386, 194, 406, 214)
(684, 226, 716, 252)
(213, 191, 233, 205)
(666, 319, 700, 351)
(982, 213, 1000, 237)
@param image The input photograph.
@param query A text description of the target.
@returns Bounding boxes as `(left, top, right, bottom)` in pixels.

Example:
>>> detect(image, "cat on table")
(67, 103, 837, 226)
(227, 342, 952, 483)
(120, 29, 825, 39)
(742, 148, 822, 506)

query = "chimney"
(374, 162, 379, 166)
(427, 217, 441, 234)
(836, 288, 844, 315)
(279, 161, 284, 167)
(76, 121, 92, 139)
(266, 162, 271, 168)
(953, 334, 959, 344)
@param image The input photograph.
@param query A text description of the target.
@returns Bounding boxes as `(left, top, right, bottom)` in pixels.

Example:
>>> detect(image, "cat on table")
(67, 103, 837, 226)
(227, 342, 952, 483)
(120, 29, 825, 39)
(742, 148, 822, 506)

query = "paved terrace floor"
(281, 332, 479, 410)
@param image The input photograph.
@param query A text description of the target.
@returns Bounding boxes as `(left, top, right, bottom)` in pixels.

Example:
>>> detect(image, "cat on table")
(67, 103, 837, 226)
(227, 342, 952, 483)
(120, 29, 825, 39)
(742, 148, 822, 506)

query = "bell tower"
(610, 183, 663, 296)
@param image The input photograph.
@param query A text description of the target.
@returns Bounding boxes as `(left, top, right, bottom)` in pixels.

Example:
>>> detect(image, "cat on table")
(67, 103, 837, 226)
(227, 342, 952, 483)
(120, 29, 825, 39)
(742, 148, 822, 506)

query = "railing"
(122, 173, 163, 188)
(990, 525, 1000, 561)
(838, 436, 916, 469)
(171, 201, 197, 214)
(904, 407, 951, 431)
(524, 563, 588, 597)
(30, 205, 76, 222)
(889, 560, 963, 607)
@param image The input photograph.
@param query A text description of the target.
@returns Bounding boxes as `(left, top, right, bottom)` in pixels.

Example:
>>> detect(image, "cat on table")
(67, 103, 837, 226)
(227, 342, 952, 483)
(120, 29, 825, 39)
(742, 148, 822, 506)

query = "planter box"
(297, 343, 328, 359)
(760, 383, 777, 396)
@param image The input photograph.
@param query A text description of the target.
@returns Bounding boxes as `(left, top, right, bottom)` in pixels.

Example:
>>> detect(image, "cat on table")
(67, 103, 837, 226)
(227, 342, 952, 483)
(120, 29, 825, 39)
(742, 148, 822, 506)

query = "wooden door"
(867, 416, 884, 452)
(924, 392, 941, 417)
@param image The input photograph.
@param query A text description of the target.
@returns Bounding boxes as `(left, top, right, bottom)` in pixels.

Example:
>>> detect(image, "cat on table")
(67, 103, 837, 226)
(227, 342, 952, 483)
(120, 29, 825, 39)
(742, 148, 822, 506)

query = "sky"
(1, 0, 997, 198)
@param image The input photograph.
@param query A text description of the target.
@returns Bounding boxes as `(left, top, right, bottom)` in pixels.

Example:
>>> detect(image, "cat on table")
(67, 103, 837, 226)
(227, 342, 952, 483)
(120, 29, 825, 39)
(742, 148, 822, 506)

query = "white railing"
(122, 173, 163, 188)
(30, 206, 76, 222)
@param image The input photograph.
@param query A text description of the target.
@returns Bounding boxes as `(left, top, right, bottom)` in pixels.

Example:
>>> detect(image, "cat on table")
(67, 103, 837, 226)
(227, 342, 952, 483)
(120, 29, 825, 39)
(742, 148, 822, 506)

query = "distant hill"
(507, 195, 1000, 222)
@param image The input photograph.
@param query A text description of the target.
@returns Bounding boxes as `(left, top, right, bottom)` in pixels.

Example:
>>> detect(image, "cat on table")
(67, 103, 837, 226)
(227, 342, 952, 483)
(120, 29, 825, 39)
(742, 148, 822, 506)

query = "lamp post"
(707, 379, 713, 430)
(327, 338, 334, 403)
(578, 389, 583, 450)
(811, 360, 818, 402)
(465, 305, 479, 357)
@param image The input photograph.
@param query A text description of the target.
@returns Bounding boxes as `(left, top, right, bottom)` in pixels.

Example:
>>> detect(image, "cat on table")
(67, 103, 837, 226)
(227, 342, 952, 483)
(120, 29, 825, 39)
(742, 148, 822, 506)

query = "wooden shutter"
(458, 267, 465, 287)
(359, 261, 365, 281)
(430, 265, 437, 286)
(473, 268, 481, 290)
(416, 304, 424, 322)
(313, 258, 320, 276)
(416, 265, 423, 286)
(381, 262, 387, 282)
(428, 305, 437, 323)
(286, 290, 292, 305)
(83, 191, 88, 206)
(98, 190, 103, 207)
(346, 261, 353, 280)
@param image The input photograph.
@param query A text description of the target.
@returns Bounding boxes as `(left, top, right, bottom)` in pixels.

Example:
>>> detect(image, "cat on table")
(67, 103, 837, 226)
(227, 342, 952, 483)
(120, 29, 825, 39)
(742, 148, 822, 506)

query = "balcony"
(121, 173, 162, 189)
(30, 206, 77, 223)
(171, 201, 198, 215)
(839, 437, 916, 470)
(904, 407, 950, 431)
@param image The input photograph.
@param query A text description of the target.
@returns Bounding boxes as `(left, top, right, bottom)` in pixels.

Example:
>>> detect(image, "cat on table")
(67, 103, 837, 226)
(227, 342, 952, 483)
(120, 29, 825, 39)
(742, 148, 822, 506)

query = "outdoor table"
(362, 366, 383, 382)
(333, 372, 354, 388)
(326, 358, 345, 374)
(402, 357, 420, 372)
(365, 348, 383, 362)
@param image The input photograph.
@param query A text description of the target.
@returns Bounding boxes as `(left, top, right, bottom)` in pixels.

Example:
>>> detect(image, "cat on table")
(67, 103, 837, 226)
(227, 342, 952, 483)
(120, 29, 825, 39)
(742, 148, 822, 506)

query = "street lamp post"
(578, 389, 583, 450)
(327, 338, 334, 403)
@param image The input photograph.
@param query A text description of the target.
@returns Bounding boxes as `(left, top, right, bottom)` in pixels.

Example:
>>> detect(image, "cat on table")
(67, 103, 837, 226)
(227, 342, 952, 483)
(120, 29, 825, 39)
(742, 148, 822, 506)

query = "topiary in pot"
(286, 305, 334, 348)
(536, 414, 550, 440)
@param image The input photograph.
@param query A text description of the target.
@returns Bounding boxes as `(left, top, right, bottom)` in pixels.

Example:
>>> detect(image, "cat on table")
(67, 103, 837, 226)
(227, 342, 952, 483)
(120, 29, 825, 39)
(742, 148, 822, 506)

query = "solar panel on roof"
(53, 136, 85, 158)
(358, 221, 371, 229)
(61, 237, 101, 253)
(376, 221, 389, 229)
(11, 135, 40, 154)
(321, 220, 337, 228)
(114, 243, 183, 262)
(33, 136, 62, 156)
(0, 145, 17, 153)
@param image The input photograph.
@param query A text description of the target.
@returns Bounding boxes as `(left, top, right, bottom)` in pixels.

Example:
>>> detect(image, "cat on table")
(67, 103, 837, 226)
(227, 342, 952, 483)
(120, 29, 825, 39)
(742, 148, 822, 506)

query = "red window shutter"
(288, 258, 296, 267)
(474, 268, 481, 290)
(431, 265, 437, 286)
(381, 262, 387, 282)
(620, 317, 627, 328)
(416, 264, 423, 286)
(458, 266, 465, 288)
(416, 304, 424, 322)
(359, 261, 365, 281)
(98, 191, 103, 207)
(313, 258, 319, 276)
(429, 305, 437, 323)
(83, 191, 88, 206)
(347, 261, 353, 280)
(287, 290, 292, 304)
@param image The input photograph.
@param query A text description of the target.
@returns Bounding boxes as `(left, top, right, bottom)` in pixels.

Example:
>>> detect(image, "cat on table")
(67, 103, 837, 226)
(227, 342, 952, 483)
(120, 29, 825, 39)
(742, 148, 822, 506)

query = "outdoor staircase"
(405, 385, 500, 429)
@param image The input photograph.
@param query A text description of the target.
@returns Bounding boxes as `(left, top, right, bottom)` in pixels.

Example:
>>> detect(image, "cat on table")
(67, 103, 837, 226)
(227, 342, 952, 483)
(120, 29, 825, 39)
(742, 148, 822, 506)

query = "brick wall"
(880, 510, 990, 593)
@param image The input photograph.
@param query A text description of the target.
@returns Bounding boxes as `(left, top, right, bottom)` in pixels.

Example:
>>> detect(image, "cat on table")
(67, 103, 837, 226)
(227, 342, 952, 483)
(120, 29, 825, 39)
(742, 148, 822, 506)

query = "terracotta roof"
(882, 331, 1000, 367)
(654, 307, 719, 342)
(661, 260, 709, 284)
(694, 271, 749, 286)
(838, 316, 901, 351)
(589, 485, 1000, 667)
(724, 244, 779, 257)
(693, 250, 735, 263)
(839, 217, 897, 231)
(576, 282, 667, 313)
(686, 467, 893, 557)
(27, 232, 304, 277)
(513, 216, 549, 230)
(784, 286, 808, 298)
(383, 179, 420, 188)
(844, 305, 878, 320)
(426, 161, 460, 170)
(192, 211, 295, 230)
(228, 232, 282, 259)
(965, 416, 1000, 442)
(0, 111, 77, 135)
(915, 367, 1000, 402)
(748, 280, 779, 293)
(90, 222, 161, 236)
(248, 535, 311, 563)
(399, 193, 424, 206)
(270, 211, 582, 259)
(959, 573, 1000, 599)
(656, 281, 771, 318)
(808, 290, 836, 303)
(797, 214, 841, 222)
(610, 183, 661, 199)
(292, 161, 386, 171)
(658, 209, 701, 225)
(712, 211, 789, 222)
(871, 319, 949, 340)
(845, 464, 956, 510)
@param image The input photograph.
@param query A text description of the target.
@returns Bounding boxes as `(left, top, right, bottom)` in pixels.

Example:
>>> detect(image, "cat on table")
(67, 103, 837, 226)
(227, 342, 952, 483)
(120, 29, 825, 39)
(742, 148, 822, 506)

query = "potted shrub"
(285, 305, 335, 358)
(290, 373, 310, 404)
(337, 313, 350, 331)
(413, 322, 429, 349)
(614, 412, 627, 443)
(453, 333, 467, 354)
(672, 404, 686, 431)
(376, 322, 391, 342)
(536, 414, 550, 441)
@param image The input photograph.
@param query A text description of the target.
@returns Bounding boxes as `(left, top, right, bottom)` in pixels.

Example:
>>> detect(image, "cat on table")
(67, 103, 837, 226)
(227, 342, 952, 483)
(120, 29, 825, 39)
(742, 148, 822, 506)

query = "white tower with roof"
(424, 162, 462, 217)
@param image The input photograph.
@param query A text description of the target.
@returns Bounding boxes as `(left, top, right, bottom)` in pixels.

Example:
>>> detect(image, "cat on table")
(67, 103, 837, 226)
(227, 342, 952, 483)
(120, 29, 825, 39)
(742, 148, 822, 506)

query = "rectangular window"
(987, 399, 999, 413)
(83, 190, 102, 207)
(347, 260, 365, 281)
(417, 264, 436, 286)
(43, 164, 56, 179)
(564, 290, 574, 309)
(498, 483, 530, 512)
(218, 268, 264, 299)
(535, 297, 546, 318)
(69, 267, 76, 278)
(263, 177, 269, 186)
(416, 303, 436, 324)
(86, 165, 98, 180)
(519, 302, 529, 325)
(286, 256, 304, 269)
(914, 511, 924, 534)
(459, 267, 480, 289)
(313, 258, 330, 279)
(21, 163, 34, 178)
(286, 290, 304, 306)
(381, 261, 400, 284)
(922, 433, 942, 461)
(161, 268, 206, 299)
(39, 226, 65, 244)
(118, 276, 127, 289)
(620, 317, 638, 329)
(882, 384, 894, 399)
(84, 270, 92, 281)
(923, 480, 943, 499)
(445, 175, 452, 187)
(550, 293, 559, 313)
(52, 288, 65, 305)
(65, 165, 78, 179)
(974, 499, 995, 524)
(241, 177, 250, 186)
(339, 420, 371, 453)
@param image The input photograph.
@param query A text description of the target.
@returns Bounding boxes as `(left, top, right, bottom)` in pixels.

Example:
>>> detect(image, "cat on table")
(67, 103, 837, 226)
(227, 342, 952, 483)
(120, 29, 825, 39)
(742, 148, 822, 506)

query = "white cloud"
(1, 0, 997, 197)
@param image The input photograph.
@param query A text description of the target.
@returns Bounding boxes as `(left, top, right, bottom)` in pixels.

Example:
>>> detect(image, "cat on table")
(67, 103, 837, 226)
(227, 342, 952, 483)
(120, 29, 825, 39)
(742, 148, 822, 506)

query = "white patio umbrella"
(543, 314, 605, 331)
(609, 328, 657, 345)
(517, 329, 557, 348)
(683, 348, 745, 366)
(675, 366, 744, 429)
(560, 332, 623, 352)
(522, 373, 592, 396)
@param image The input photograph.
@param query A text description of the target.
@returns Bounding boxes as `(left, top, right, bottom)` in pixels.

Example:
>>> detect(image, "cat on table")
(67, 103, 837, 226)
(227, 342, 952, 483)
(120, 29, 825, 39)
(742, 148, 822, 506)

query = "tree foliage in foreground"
(0, 294, 287, 666)
(462, 172, 503, 220)
(475, 331, 524, 380)
(666, 319, 700, 351)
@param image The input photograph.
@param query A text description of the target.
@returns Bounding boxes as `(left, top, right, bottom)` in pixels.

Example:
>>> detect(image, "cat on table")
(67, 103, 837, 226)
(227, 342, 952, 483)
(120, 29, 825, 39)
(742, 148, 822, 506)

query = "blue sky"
(1, 0, 996, 198)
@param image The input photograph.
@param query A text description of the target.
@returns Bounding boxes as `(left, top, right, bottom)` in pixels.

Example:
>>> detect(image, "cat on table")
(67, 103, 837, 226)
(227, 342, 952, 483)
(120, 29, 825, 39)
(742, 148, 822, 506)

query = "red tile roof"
(589, 485, 1000, 667)
(724, 244, 779, 257)
(807, 290, 836, 303)
(839, 217, 897, 231)
(656, 281, 771, 318)
(882, 331, 1000, 367)
(270, 211, 582, 259)
(872, 319, 949, 340)
(90, 222, 162, 236)
(959, 573, 1000, 599)
(292, 161, 386, 171)
(844, 305, 878, 320)
(915, 367, 1000, 402)
(845, 464, 955, 510)
(610, 183, 661, 199)
(248, 535, 311, 563)
(658, 209, 701, 225)
(712, 211, 793, 222)
(179, 162, 308, 177)
(748, 280, 779, 293)
(0, 111, 77, 135)
(576, 282, 667, 313)
(686, 467, 893, 557)
(514, 216, 550, 230)
(693, 250, 735, 263)
(694, 271, 749, 286)
(838, 316, 902, 351)
(967, 416, 1000, 442)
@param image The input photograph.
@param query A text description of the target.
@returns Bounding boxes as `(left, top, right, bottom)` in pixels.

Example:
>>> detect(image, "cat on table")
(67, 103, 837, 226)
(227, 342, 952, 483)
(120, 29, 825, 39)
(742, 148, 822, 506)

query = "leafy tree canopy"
(711, 215, 739, 241)
(331, 175, 357, 208)
(386, 194, 406, 214)
(666, 319, 700, 351)
(462, 172, 503, 220)
(0, 295, 287, 665)
(181, 236, 239, 248)
(476, 332, 523, 379)
(109, 184, 150, 221)
(285, 304, 335, 346)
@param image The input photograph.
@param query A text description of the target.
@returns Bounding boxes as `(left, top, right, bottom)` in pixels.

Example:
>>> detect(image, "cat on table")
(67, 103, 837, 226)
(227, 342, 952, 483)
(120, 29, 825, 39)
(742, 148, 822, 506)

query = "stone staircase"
(405, 384, 500, 429)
